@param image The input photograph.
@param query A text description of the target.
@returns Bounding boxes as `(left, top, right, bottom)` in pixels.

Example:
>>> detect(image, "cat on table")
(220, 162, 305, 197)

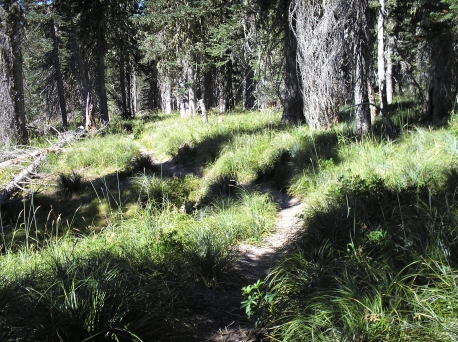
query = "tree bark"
(7, 1, 28, 145)
(50, 18, 68, 130)
(423, 32, 454, 124)
(281, 0, 304, 124)
(386, 35, 394, 104)
(160, 70, 172, 114)
(368, 80, 377, 125)
(243, 66, 255, 111)
(203, 69, 213, 110)
(188, 63, 196, 116)
(127, 61, 137, 116)
(96, 24, 109, 126)
(377, 0, 388, 114)
(217, 63, 229, 113)
(69, 14, 90, 127)
(354, 0, 371, 139)
(120, 53, 128, 118)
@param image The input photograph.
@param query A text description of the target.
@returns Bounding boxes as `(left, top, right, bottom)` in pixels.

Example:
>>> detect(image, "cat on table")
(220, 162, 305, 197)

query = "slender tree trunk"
(386, 35, 394, 104)
(424, 32, 454, 124)
(203, 69, 213, 110)
(70, 16, 90, 127)
(377, 0, 387, 114)
(195, 67, 208, 122)
(188, 63, 196, 116)
(160, 73, 172, 114)
(96, 25, 109, 126)
(354, 0, 371, 139)
(218, 63, 228, 113)
(242, 66, 255, 111)
(282, 0, 304, 124)
(147, 62, 160, 111)
(0, 11, 14, 144)
(50, 19, 68, 130)
(119, 53, 128, 118)
(127, 60, 137, 117)
(227, 59, 234, 110)
(368, 80, 377, 125)
(7, 1, 28, 144)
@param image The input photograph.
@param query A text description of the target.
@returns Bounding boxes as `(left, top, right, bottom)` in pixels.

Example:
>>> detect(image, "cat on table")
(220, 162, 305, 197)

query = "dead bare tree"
(291, 0, 351, 129)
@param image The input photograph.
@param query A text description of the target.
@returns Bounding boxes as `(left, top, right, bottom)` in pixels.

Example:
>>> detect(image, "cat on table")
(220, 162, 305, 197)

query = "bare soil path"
(147, 154, 305, 341)
(194, 189, 304, 342)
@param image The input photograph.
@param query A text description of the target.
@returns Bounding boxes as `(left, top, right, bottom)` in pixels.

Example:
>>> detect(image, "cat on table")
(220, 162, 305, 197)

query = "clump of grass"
(184, 227, 236, 286)
(57, 171, 82, 198)
(130, 154, 157, 173)
(137, 111, 280, 163)
(244, 126, 458, 340)
(0, 251, 183, 341)
(201, 174, 238, 204)
(131, 173, 201, 210)
(47, 135, 140, 175)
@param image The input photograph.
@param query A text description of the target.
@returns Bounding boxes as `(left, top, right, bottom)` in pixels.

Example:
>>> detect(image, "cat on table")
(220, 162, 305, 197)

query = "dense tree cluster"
(0, 0, 456, 144)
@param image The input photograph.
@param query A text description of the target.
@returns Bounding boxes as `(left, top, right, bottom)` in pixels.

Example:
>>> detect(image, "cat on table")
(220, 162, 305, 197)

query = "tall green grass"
(41, 135, 140, 176)
(242, 122, 458, 340)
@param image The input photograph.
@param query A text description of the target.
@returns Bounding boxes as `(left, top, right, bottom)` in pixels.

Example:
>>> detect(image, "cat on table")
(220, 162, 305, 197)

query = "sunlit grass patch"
(41, 134, 140, 176)
(137, 111, 280, 163)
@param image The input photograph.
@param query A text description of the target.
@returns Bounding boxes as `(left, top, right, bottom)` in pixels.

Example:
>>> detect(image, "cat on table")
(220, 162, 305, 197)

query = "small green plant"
(57, 171, 82, 198)
(241, 280, 277, 323)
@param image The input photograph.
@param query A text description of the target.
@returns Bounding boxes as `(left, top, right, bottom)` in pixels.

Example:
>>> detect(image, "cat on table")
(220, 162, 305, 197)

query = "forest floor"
(154, 154, 305, 342)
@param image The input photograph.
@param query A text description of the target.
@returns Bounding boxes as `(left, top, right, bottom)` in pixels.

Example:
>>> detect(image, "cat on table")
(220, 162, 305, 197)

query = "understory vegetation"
(1, 100, 458, 340)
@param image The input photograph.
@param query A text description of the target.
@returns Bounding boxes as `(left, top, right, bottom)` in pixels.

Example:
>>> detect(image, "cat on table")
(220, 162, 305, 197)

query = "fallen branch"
(0, 152, 47, 203)
(0, 129, 86, 204)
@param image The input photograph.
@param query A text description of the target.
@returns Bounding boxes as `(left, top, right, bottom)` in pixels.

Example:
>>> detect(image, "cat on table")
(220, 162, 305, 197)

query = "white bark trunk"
(161, 74, 172, 114)
(377, 0, 387, 113)
(386, 36, 394, 104)
(188, 65, 196, 116)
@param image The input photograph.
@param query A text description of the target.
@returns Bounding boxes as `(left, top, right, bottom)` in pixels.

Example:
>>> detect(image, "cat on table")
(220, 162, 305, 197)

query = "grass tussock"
(241, 116, 458, 340)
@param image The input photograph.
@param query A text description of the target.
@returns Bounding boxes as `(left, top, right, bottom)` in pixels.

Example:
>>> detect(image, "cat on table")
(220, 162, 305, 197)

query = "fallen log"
(0, 152, 47, 204)
(0, 149, 43, 169)
(0, 129, 85, 205)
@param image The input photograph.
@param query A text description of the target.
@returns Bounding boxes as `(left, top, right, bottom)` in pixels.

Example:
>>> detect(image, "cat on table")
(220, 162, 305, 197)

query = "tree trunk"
(96, 25, 109, 126)
(377, 0, 387, 114)
(160, 72, 172, 114)
(7, 1, 28, 145)
(243, 66, 255, 111)
(199, 69, 211, 122)
(281, 0, 304, 124)
(354, 0, 371, 139)
(203, 69, 213, 110)
(218, 63, 229, 113)
(424, 32, 454, 124)
(142, 62, 160, 111)
(50, 19, 68, 130)
(70, 16, 90, 127)
(188, 63, 196, 116)
(120, 53, 129, 118)
(386, 35, 394, 104)
(368, 80, 377, 125)
(127, 60, 137, 117)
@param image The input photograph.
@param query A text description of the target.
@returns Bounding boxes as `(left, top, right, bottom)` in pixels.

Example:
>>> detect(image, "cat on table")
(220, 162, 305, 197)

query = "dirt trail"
(147, 154, 305, 341)
(199, 190, 304, 342)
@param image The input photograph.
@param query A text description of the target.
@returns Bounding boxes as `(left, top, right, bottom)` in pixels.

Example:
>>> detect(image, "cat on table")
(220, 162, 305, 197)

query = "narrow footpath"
(201, 189, 305, 342)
